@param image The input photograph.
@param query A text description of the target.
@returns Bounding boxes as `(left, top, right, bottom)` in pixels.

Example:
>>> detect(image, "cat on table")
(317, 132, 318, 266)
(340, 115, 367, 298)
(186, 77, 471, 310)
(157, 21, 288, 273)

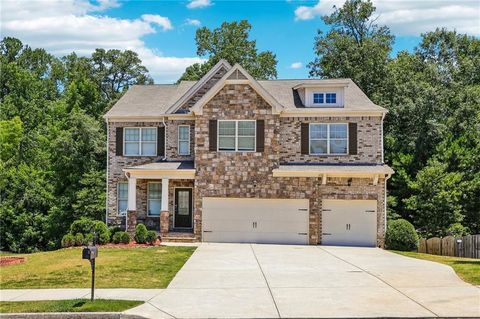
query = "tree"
(308, 0, 394, 97)
(178, 20, 277, 81)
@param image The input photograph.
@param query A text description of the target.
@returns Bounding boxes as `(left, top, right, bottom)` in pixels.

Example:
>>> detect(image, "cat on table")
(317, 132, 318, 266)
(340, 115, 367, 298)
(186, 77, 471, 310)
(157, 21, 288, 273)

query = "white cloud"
(141, 14, 173, 31)
(185, 18, 201, 26)
(290, 62, 303, 69)
(186, 0, 212, 9)
(294, 0, 480, 36)
(0, 0, 204, 83)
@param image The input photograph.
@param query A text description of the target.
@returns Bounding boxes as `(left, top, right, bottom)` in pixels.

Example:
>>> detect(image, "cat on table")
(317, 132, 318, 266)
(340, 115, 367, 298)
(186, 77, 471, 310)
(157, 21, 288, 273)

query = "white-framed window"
(124, 127, 157, 156)
(218, 120, 256, 152)
(147, 182, 162, 216)
(309, 123, 348, 155)
(178, 125, 190, 156)
(117, 182, 128, 216)
(312, 92, 337, 105)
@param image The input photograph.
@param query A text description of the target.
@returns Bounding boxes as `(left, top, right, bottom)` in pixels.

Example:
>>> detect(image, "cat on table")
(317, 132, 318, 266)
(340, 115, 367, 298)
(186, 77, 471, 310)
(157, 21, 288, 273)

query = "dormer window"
(313, 92, 336, 105)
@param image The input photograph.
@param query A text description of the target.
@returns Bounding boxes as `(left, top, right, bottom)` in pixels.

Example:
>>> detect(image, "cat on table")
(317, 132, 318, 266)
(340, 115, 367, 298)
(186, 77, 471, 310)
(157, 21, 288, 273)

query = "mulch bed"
(0, 256, 25, 267)
(98, 239, 163, 248)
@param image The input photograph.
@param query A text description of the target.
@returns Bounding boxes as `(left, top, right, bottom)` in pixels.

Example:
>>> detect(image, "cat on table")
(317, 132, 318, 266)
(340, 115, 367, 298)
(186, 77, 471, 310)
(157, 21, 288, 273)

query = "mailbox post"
(82, 232, 98, 301)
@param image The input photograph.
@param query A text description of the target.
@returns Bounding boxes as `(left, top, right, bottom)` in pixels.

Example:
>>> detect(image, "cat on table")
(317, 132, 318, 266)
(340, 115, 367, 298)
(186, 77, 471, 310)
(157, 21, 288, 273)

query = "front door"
(174, 188, 193, 228)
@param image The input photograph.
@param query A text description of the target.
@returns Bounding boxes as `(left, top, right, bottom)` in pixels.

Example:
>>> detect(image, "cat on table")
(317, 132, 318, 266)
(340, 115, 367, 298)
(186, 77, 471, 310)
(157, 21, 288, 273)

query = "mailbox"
(82, 246, 98, 260)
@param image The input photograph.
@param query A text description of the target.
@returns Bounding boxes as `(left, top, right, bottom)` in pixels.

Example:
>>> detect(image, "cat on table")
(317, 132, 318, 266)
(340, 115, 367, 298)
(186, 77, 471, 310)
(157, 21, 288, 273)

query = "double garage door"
(202, 198, 309, 245)
(201, 197, 378, 246)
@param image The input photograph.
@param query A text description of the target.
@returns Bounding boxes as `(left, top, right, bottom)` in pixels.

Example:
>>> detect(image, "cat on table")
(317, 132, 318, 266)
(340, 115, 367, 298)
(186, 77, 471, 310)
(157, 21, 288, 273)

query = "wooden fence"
(418, 234, 480, 258)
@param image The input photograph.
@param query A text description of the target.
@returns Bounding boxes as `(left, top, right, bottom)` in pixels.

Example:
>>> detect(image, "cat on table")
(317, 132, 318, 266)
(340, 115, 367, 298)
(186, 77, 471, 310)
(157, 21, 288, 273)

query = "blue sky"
(2, 0, 479, 83)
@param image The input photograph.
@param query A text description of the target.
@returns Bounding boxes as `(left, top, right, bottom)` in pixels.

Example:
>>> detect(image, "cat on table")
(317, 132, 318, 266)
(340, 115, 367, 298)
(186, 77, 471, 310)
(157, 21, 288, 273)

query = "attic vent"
(227, 69, 247, 80)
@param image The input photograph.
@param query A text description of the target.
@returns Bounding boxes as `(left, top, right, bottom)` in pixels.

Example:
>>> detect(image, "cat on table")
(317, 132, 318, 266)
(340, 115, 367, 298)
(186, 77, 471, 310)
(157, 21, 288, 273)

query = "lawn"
(0, 299, 143, 313)
(0, 246, 195, 289)
(394, 251, 480, 285)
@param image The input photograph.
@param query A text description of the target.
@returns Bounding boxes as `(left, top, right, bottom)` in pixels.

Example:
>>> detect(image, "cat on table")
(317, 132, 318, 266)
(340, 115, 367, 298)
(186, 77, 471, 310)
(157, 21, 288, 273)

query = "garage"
(322, 199, 378, 247)
(202, 198, 309, 244)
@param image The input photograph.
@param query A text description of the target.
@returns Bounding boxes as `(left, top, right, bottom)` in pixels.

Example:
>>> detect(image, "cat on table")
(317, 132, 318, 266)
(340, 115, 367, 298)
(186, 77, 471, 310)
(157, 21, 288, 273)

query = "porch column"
(160, 178, 169, 235)
(126, 177, 137, 234)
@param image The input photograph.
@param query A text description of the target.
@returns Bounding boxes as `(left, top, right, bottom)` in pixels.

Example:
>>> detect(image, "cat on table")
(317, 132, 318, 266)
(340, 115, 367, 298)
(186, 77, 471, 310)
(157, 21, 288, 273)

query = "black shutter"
(157, 126, 165, 156)
(209, 120, 217, 151)
(348, 122, 358, 155)
(116, 127, 123, 156)
(256, 120, 265, 152)
(301, 123, 309, 155)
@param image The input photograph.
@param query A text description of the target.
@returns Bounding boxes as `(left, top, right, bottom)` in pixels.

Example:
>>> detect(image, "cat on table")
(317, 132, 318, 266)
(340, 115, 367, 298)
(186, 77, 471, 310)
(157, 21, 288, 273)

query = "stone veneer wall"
(107, 120, 194, 228)
(279, 116, 382, 163)
(193, 83, 386, 246)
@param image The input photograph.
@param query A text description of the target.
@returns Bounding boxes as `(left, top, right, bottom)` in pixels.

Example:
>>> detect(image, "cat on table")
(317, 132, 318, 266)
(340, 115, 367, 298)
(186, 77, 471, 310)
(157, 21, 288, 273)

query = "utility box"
(82, 246, 98, 260)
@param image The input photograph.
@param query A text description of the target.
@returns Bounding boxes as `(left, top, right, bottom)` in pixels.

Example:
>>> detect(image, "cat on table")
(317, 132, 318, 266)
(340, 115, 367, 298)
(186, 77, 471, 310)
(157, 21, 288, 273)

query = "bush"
(386, 219, 419, 251)
(94, 221, 110, 244)
(146, 231, 157, 245)
(134, 224, 148, 244)
(84, 233, 93, 245)
(61, 234, 75, 248)
(74, 233, 85, 246)
(70, 218, 96, 236)
(109, 226, 123, 241)
(120, 231, 130, 244)
(446, 223, 470, 237)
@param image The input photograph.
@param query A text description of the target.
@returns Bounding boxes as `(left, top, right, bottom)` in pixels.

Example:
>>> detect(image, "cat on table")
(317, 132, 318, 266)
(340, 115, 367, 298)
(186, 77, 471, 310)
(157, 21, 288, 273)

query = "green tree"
(178, 20, 277, 81)
(308, 0, 394, 97)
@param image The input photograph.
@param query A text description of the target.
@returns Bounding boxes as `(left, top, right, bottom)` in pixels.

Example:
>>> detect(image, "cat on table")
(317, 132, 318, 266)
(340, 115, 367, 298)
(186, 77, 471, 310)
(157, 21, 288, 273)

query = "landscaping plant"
(146, 231, 157, 245)
(134, 224, 148, 244)
(386, 219, 419, 251)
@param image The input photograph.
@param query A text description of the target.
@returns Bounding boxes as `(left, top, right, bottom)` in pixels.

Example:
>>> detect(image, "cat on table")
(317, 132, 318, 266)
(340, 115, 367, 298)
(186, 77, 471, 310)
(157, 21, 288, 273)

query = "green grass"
(0, 246, 195, 289)
(0, 299, 143, 313)
(393, 251, 480, 285)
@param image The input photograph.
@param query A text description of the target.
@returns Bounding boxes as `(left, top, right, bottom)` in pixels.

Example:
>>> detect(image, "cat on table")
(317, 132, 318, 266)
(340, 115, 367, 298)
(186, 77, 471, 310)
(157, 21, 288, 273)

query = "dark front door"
(174, 188, 193, 228)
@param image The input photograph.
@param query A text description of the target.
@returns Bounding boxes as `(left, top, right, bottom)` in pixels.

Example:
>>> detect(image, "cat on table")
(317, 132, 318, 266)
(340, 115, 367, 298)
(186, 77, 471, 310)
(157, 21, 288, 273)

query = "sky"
(1, 0, 479, 83)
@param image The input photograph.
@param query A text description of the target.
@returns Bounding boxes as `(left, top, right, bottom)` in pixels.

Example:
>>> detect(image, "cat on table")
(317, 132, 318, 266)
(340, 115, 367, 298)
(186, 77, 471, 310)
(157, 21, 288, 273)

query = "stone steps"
(161, 232, 197, 243)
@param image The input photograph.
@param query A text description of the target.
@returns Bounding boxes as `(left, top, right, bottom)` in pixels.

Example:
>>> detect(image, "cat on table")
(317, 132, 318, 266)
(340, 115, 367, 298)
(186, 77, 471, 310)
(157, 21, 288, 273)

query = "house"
(104, 60, 394, 247)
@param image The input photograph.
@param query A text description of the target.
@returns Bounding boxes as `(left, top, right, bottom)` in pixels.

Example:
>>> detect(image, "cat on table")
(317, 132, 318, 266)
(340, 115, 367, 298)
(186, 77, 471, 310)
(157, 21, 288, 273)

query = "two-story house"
(105, 60, 394, 247)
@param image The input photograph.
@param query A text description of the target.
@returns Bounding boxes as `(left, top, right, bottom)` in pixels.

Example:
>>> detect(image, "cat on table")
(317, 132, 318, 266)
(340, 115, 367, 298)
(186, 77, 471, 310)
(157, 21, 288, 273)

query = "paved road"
(126, 243, 480, 318)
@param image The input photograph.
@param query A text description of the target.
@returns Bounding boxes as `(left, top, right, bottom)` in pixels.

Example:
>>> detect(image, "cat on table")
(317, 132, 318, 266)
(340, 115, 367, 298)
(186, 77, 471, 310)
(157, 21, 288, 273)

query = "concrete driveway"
(128, 243, 480, 318)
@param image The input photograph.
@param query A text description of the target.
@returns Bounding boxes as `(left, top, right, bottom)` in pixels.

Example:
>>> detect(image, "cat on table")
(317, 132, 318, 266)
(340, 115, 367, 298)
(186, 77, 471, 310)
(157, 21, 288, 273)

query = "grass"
(393, 251, 480, 285)
(0, 246, 195, 289)
(0, 299, 143, 313)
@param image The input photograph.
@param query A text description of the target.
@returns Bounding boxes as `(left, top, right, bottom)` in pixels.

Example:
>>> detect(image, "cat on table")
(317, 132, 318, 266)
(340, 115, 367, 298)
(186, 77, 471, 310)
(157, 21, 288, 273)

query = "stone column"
(160, 178, 169, 235)
(127, 210, 137, 235)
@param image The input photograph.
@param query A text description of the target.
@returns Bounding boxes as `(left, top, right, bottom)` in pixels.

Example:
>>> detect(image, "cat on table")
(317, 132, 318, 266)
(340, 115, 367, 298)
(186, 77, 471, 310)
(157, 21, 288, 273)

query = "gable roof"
(190, 63, 284, 115)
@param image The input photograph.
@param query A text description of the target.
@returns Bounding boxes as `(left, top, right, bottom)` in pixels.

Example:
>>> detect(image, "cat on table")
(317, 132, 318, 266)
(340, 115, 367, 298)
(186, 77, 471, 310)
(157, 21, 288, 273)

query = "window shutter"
(209, 120, 217, 151)
(157, 126, 165, 156)
(116, 127, 123, 156)
(256, 120, 265, 152)
(348, 122, 358, 155)
(301, 123, 309, 155)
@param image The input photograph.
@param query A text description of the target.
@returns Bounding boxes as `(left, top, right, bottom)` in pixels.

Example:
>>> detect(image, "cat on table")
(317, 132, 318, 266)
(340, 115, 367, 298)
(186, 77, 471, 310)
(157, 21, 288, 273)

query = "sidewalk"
(0, 289, 164, 302)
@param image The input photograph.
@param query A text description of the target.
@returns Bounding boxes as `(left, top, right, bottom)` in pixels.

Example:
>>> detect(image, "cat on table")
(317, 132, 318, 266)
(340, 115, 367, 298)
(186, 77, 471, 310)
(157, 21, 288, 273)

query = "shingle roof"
(105, 77, 385, 118)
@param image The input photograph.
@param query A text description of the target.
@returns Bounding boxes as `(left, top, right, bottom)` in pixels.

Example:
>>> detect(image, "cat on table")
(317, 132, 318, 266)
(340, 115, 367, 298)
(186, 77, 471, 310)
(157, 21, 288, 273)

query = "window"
(218, 120, 256, 151)
(124, 127, 157, 156)
(326, 93, 337, 104)
(178, 125, 190, 155)
(309, 123, 348, 155)
(147, 183, 162, 216)
(312, 92, 337, 105)
(313, 93, 324, 104)
(117, 182, 128, 215)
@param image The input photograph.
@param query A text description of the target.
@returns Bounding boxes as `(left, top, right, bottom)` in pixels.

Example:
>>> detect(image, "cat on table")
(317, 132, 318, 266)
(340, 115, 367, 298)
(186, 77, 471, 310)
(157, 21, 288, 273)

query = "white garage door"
(202, 198, 309, 244)
(322, 199, 377, 247)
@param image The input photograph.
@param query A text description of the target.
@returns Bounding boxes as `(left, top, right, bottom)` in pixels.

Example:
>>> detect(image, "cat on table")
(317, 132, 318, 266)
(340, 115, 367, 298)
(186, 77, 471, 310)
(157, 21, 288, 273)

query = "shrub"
(134, 224, 148, 244)
(94, 221, 110, 244)
(74, 233, 85, 246)
(70, 218, 96, 236)
(84, 233, 94, 245)
(61, 234, 75, 248)
(146, 231, 157, 245)
(109, 226, 123, 241)
(120, 231, 131, 244)
(112, 232, 123, 244)
(446, 223, 470, 237)
(386, 219, 419, 251)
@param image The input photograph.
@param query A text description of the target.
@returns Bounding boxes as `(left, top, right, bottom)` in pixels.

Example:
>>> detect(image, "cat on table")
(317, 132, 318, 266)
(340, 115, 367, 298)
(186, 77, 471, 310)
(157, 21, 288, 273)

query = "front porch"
(122, 162, 197, 241)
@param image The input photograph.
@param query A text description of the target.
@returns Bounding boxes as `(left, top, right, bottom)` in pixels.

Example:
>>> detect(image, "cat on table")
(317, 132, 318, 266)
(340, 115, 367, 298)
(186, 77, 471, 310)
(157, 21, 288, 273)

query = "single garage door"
(202, 198, 309, 244)
(322, 199, 377, 247)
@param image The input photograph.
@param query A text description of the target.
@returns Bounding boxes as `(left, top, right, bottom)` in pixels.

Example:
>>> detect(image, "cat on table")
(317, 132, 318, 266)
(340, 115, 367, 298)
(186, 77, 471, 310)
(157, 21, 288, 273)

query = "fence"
(418, 234, 480, 259)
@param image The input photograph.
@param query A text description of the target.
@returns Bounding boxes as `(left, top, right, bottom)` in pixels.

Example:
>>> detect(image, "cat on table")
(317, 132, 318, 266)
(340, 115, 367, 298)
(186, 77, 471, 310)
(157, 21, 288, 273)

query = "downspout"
(162, 117, 167, 161)
(105, 118, 109, 226)
(124, 171, 130, 232)
(381, 112, 386, 163)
